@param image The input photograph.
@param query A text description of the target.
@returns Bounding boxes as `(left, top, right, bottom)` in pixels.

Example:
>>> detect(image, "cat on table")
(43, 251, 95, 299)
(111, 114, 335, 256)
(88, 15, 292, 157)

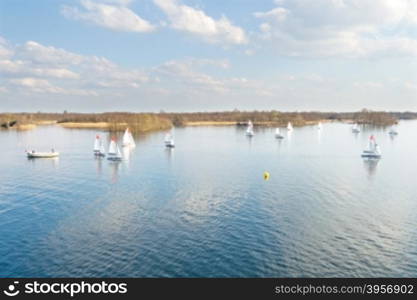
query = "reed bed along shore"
(0, 109, 410, 132)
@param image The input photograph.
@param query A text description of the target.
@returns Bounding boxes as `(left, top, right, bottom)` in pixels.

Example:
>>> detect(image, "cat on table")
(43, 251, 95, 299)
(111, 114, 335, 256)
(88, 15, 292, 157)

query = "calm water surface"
(1, 122, 417, 277)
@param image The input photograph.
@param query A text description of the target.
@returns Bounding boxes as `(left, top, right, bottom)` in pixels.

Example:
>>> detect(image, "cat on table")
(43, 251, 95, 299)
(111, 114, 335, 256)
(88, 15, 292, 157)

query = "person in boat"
(32, 150, 35, 153)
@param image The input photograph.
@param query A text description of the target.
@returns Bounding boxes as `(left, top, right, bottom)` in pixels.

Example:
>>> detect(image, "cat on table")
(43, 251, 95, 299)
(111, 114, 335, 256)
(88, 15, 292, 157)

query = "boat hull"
(27, 152, 59, 158)
(361, 152, 381, 159)
(107, 157, 122, 161)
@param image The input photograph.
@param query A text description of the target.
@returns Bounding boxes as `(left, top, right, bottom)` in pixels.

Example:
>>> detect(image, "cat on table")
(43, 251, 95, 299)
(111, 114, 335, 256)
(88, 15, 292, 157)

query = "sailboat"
(99, 143, 106, 157)
(93, 135, 105, 157)
(352, 123, 360, 133)
(287, 122, 293, 131)
(246, 120, 254, 137)
(388, 126, 398, 135)
(107, 138, 123, 161)
(26, 149, 59, 158)
(275, 128, 284, 139)
(317, 122, 322, 130)
(361, 135, 381, 159)
(122, 128, 136, 148)
(164, 132, 175, 148)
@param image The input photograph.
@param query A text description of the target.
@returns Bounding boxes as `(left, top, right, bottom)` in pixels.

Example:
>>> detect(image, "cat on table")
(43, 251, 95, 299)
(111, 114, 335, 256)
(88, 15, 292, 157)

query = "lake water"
(1, 121, 417, 277)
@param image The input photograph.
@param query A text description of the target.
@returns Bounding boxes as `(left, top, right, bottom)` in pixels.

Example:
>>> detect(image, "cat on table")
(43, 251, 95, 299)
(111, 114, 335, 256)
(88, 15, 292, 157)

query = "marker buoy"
(263, 171, 270, 180)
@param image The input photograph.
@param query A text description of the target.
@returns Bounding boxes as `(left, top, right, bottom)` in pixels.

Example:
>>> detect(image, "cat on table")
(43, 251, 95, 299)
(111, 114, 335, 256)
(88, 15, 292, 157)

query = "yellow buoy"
(263, 171, 270, 180)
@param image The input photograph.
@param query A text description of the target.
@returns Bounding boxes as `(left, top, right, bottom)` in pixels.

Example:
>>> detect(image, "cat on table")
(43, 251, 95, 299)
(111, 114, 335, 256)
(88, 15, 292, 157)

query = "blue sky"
(1, 0, 417, 112)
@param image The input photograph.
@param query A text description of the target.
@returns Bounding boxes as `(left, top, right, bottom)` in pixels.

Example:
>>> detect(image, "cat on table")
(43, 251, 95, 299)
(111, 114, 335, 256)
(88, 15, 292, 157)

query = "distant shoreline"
(1, 110, 411, 132)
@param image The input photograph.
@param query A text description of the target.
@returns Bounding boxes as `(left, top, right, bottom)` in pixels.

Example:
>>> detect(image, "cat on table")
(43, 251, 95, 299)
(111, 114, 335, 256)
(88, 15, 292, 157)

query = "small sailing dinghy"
(388, 127, 398, 135)
(246, 120, 254, 137)
(352, 123, 360, 133)
(122, 128, 136, 148)
(26, 149, 59, 158)
(275, 128, 284, 139)
(361, 135, 381, 159)
(164, 132, 175, 148)
(287, 122, 293, 131)
(93, 135, 105, 157)
(317, 122, 322, 130)
(107, 138, 123, 161)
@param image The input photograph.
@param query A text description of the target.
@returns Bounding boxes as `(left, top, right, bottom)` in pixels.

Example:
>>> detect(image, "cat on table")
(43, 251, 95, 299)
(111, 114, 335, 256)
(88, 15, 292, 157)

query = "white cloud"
(254, 0, 417, 58)
(8, 77, 98, 96)
(0, 37, 151, 96)
(154, 59, 228, 93)
(153, 0, 247, 45)
(0, 59, 79, 79)
(0, 37, 13, 59)
(152, 58, 275, 97)
(61, 0, 155, 32)
(20, 41, 85, 66)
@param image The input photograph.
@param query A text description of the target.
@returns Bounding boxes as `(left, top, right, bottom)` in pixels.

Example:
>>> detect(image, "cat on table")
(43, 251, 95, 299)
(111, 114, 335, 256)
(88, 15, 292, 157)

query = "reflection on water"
(362, 159, 380, 178)
(122, 147, 131, 161)
(27, 157, 59, 168)
(95, 156, 103, 176)
(165, 147, 174, 162)
(1, 121, 417, 277)
(109, 161, 121, 183)
(317, 129, 322, 144)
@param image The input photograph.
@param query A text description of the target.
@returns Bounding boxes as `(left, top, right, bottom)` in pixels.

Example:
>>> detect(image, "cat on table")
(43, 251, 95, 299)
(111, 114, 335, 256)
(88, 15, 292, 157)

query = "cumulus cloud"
(154, 59, 228, 93)
(152, 58, 274, 97)
(8, 77, 98, 96)
(0, 37, 151, 96)
(0, 37, 252, 101)
(153, 0, 247, 45)
(0, 59, 80, 79)
(254, 0, 417, 58)
(0, 37, 13, 59)
(21, 41, 85, 66)
(61, 0, 155, 32)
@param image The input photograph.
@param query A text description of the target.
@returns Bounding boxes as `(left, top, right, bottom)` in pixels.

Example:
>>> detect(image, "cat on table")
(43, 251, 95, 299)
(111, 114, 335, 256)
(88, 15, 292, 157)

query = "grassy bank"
(1, 109, 410, 131)
(163, 109, 401, 127)
(58, 113, 172, 133)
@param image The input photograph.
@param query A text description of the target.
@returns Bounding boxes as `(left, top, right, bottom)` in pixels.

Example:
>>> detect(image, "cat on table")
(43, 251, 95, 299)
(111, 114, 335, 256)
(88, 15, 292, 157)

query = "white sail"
(99, 143, 105, 154)
(245, 120, 254, 136)
(389, 126, 398, 135)
(368, 139, 374, 151)
(275, 128, 280, 135)
(94, 135, 101, 152)
(116, 145, 122, 158)
(108, 139, 122, 160)
(352, 123, 360, 132)
(165, 133, 171, 143)
(287, 122, 293, 131)
(361, 135, 381, 158)
(122, 128, 136, 147)
(128, 132, 135, 147)
(375, 144, 381, 155)
(165, 132, 175, 147)
(108, 140, 117, 155)
(317, 122, 322, 130)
